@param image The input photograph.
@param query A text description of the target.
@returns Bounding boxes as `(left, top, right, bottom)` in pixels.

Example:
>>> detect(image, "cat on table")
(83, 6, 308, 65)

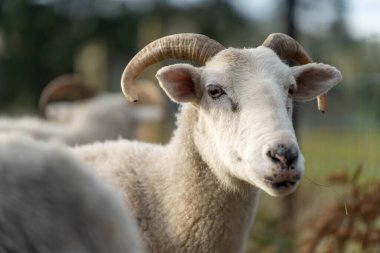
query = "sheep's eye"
(207, 85, 225, 99)
(288, 86, 295, 96)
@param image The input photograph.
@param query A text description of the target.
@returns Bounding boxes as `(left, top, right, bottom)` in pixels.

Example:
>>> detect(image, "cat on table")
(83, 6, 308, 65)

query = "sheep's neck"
(160, 104, 260, 253)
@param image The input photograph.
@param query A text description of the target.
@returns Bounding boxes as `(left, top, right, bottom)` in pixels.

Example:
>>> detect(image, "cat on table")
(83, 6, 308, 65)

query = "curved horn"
(121, 33, 225, 102)
(262, 33, 327, 113)
(38, 74, 96, 118)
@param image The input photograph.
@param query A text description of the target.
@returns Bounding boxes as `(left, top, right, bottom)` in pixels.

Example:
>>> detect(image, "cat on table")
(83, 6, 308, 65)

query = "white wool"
(0, 133, 145, 253)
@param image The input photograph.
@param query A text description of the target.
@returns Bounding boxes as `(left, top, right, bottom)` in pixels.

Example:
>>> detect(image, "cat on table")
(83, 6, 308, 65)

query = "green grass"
(299, 128, 380, 180)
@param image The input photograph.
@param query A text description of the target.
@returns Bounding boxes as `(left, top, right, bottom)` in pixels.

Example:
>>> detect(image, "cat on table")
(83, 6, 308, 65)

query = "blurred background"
(0, 0, 379, 252)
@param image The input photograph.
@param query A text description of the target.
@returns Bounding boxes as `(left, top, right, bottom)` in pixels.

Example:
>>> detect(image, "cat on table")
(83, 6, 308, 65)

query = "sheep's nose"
(266, 144, 299, 168)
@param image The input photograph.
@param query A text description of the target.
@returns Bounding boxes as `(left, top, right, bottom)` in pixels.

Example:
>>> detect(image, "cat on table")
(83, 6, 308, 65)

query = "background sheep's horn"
(262, 33, 327, 113)
(121, 33, 225, 102)
(38, 74, 96, 118)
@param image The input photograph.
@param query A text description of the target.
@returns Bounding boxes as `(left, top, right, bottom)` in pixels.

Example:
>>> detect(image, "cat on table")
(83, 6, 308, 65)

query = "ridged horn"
(121, 33, 225, 102)
(262, 33, 327, 113)
(38, 74, 96, 118)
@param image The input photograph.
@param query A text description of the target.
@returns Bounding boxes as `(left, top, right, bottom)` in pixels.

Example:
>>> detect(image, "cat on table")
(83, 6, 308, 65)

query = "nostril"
(285, 150, 298, 167)
(266, 150, 282, 164)
(267, 145, 299, 167)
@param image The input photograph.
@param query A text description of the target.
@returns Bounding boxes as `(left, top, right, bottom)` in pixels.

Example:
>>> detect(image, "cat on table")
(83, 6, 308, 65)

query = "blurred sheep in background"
(0, 74, 166, 145)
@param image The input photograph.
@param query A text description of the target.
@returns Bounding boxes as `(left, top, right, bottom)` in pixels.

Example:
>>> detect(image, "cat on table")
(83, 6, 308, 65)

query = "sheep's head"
(38, 74, 97, 120)
(121, 33, 342, 196)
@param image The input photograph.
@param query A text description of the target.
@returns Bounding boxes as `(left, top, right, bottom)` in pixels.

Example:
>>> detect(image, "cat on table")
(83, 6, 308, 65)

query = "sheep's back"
(0, 134, 145, 253)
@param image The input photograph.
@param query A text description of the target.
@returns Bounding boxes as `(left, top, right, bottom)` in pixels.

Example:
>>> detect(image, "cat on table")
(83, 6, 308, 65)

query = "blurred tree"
(0, 0, 139, 112)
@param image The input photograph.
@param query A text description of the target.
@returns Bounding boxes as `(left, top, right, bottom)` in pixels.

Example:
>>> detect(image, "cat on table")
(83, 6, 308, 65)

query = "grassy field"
(299, 128, 380, 180)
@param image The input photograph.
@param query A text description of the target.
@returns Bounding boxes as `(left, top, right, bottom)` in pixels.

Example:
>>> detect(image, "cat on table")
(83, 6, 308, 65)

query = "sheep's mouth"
(268, 180, 296, 189)
(263, 178, 299, 195)
(263, 170, 301, 191)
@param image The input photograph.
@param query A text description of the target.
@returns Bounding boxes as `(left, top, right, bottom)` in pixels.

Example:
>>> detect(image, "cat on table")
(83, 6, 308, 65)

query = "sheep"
(0, 75, 164, 145)
(73, 33, 342, 253)
(0, 133, 145, 253)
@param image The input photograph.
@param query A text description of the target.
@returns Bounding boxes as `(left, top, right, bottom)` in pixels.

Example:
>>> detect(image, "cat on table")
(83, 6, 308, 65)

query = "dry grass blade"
(299, 165, 380, 253)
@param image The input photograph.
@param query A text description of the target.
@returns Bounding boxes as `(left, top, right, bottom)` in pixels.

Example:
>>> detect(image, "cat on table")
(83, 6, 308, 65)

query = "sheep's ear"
(291, 63, 342, 102)
(155, 64, 202, 104)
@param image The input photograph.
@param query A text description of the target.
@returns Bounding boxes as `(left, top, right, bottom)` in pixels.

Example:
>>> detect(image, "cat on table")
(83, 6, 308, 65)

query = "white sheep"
(73, 33, 342, 253)
(0, 133, 145, 253)
(0, 75, 164, 145)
